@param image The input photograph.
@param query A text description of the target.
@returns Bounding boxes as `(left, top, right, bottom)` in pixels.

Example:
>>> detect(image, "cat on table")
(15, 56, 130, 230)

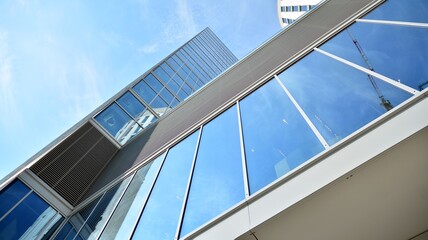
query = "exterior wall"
(277, 0, 323, 27)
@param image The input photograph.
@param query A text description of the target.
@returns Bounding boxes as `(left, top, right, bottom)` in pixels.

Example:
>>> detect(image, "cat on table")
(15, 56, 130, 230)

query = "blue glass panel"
(135, 111, 157, 129)
(319, 22, 428, 90)
(154, 67, 171, 84)
(132, 130, 200, 240)
(172, 74, 184, 86)
(181, 82, 192, 95)
(177, 89, 189, 100)
(95, 103, 137, 140)
(0, 179, 30, 218)
(159, 88, 174, 105)
(76, 179, 131, 240)
(190, 41, 221, 74)
(166, 78, 180, 93)
(150, 95, 168, 109)
(99, 154, 165, 240)
(54, 222, 72, 240)
(133, 80, 156, 104)
(278, 51, 411, 146)
(144, 74, 163, 92)
(0, 192, 52, 240)
(364, 0, 428, 23)
(240, 79, 325, 194)
(117, 92, 147, 119)
(170, 98, 180, 108)
(180, 106, 244, 237)
(177, 67, 189, 83)
(172, 54, 184, 66)
(180, 49, 210, 82)
(166, 57, 181, 72)
(39, 214, 64, 240)
(161, 63, 175, 78)
(184, 45, 215, 79)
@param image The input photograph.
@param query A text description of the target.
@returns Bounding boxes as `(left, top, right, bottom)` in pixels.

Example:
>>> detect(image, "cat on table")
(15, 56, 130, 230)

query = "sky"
(0, 0, 280, 180)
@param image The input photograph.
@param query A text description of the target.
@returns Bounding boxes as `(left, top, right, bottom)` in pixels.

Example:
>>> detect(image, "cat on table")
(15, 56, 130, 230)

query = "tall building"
(277, 0, 322, 28)
(1, 0, 428, 239)
(93, 27, 238, 145)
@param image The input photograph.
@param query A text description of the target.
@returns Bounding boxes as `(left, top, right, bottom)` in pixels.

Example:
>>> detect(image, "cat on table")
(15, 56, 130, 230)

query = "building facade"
(277, 0, 322, 28)
(1, 0, 428, 239)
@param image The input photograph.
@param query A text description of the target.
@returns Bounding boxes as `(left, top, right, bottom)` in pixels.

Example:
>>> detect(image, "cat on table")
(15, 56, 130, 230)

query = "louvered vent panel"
(29, 122, 119, 206)
(35, 127, 102, 187)
(30, 123, 93, 174)
(53, 135, 118, 205)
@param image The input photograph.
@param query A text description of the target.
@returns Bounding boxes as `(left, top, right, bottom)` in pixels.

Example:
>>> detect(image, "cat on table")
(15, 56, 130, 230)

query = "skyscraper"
(277, 0, 322, 28)
(1, 0, 428, 239)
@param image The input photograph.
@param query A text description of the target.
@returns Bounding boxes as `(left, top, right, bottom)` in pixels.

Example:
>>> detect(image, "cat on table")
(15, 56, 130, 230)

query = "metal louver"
(30, 122, 119, 206)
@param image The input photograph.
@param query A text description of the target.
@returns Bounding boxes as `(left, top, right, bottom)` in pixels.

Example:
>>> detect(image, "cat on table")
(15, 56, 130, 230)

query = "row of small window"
(199, 28, 238, 67)
(282, 18, 293, 24)
(0, 179, 63, 240)
(193, 31, 231, 72)
(94, 33, 237, 145)
(94, 50, 211, 144)
(58, 0, 428, 239)
(281, 5, 316, 13)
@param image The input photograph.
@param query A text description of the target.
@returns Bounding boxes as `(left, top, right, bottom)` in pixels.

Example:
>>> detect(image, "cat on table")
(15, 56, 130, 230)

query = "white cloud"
(162, 0, 199, 43)
(56, 54, 103, 121)
(0, 31, 22, 129)
(138, 42, 159, 54)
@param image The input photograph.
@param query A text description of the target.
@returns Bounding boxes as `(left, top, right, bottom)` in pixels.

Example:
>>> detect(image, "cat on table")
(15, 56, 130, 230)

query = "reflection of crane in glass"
(347, 30, 393, 111)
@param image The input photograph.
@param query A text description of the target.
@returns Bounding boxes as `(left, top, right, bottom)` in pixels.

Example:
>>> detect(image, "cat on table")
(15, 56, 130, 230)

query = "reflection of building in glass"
(277, 0, 322, 28)
(1, 0, 428, 239)
(94, 27, 238, 146)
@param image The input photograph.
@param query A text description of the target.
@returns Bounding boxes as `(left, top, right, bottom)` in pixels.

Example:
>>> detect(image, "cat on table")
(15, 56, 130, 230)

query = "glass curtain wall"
(51, 0, 427, 239)
(0, 179, 63, 240)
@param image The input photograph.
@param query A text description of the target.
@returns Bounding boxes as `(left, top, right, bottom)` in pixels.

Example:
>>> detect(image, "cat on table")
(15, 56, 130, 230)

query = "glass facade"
(0, 179, 63, 240)
(94, 28, 238, 145)
(1, 1, 426, 239)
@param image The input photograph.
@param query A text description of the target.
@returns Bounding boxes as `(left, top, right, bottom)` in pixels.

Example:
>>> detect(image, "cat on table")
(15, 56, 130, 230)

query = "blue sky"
(0, 0, 279, 179)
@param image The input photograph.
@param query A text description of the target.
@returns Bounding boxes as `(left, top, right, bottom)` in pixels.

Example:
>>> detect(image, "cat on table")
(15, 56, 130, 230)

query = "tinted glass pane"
(161, 63, 175, 77)
(172, 74, 184, 86)
(57, 196, 101, 240)
(159, 88, 174, 105)
(172, 54, 184, 66)
(95, 103, 140, 143)
(166, 78, 180, 93)
(0, 192, 53, 240)
(319, 22, 428, 90)
(278, 51, 411, 145)
(54, 222, 72, 240)
(135, 110, 157, 128)
(177, 89, 189, 100)
(150, 96, 168, 116)
(99, 154, 165, 240)
(144, 74, 163, 92)
(170, 98, 180, 108)
(364, 0, 428, 23)
(39, 214, 64, 240)
(0, 179, 30, 218)
(240, 79, 325, 194)
(154, 67, 171, 84)
(76, 178, 131, 240)
(180, 106, 245, 237)
(133, 80, 156, 104)
(166, 57, 181, 71)
(181, 82, 192, 95)
(117, 92, 146, 119)
(132, 130, 200, 240)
